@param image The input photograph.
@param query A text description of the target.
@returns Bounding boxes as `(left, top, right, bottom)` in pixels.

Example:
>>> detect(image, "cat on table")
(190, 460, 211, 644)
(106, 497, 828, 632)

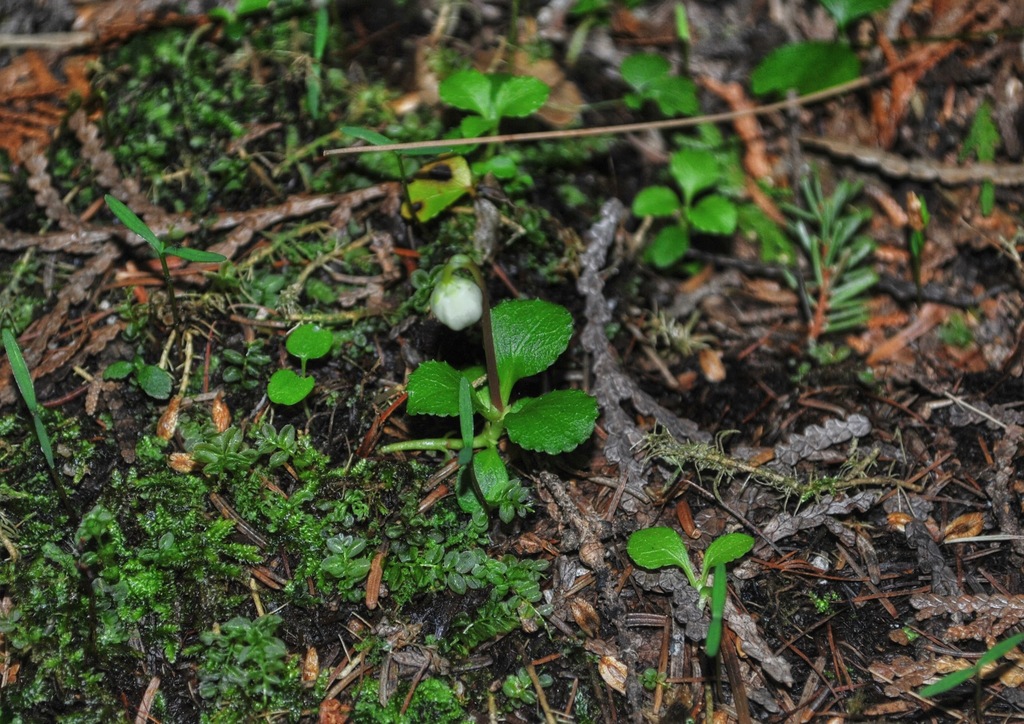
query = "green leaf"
(980, 181, 994, 217)
(472, 446, 510, 506)
(3, 328, 37, 411)
(267, 369, 314, 405)
(819, 0, 891, 31)
(165, 246, 227, 263)
(705, 563, 727, 658)
(627, 527, 691, 571)
(751, 42, 860, 96)
(406, 360, 463, 416)
(286, 324, 333, 361)
(687, 194, 738, 234)
(32, 414, 55, 471)
(440, 69, 494, 118)
(961, 101, 999, 163)
(670, 148, 720, 204)
(632, 186, 681, 217)
(493, 75, 550, 118)
(491, 299, 573, 403)
(977, 631, 1024, 668)
(504, 389, 598, 454)
(136, 364, 174, 400)
(103, 360, 135, 380)
(621, 54, 670, 91)
(104, 194, 164, 253)
(648, 76, 699, 117)
(918, 666, 976, 698)
(644, 225, 689, 268)
(342, 126, 393, 146)
(702, 533, 755, 575)
(402, 157, 474, 222)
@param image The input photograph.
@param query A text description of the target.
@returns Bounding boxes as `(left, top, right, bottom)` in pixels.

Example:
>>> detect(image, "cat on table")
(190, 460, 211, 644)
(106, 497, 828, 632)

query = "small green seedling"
(502, 667, 552, 707)
(104, 355, 175, 400)
(919, 631, 1024, 700)
(3, 328, 55, 470)
(380, 256, 598, 523)
(267, 323, 333, 405)
(627, 526, 754, 656)
(104, 195, 226, 327)
(439, 68, 550, 140)
(632, 146, 738, 268)
(620, 53, 698, 117)
(960, 100, 1000, 217)
(208, 0, 271, 42)
(751, 0, 891, 96)
(907, 191, 929, 299)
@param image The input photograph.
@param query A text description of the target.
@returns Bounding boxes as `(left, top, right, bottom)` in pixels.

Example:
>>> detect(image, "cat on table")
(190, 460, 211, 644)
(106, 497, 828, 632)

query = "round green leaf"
(406, 360, 462, 416)
(504, 389, 598, 454)
(136, 364, 173, 400)
(620, 53, 670, 90)
(670, 148, 720, 204)
(702, 532, 755, 574)
(687, 194, 738, 235)
(286, 324, 333, 361)
(440, 69, 493, 118)
(751, 42, 860, 97)
(627, 526, 690, 571)
(103, 360, 135, 381)
(267, 369, 314, 405)
(644, 225, 689, 269)
(632, 186, 681, 217)
(493, 75, 550, 118)
(491, 299, 573, 403)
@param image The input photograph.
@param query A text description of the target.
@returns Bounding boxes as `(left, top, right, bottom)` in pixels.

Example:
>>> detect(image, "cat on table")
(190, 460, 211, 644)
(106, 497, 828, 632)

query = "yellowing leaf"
(401, 156, 474, 222)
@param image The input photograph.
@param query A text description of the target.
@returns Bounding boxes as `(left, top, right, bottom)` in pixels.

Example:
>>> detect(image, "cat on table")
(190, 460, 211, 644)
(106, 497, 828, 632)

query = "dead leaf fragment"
(302, 647, 320, 686)
(156, 395, 181, 441)
(699, 347, 726, 383)
(318, 698, 349, 724)
(598, 655, 627, 694)
(211, 392, 231, 433)
(168, 452, 196, 474)
(568, 597, 600, 638)
(943, 512, 984, 542)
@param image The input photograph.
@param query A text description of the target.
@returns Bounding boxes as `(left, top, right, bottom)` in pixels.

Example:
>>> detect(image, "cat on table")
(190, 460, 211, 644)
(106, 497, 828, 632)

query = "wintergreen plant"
(751, 0, 892, 96)
(627, 526, 754, 656)
(632, 146, 738, 268)
(103, 355, 175, 400)
(104, 195, 226, 327)
(267, 323, 333, 405)
(620, 53, 698, 117)
(380, 255, 598, 524)
(783, 174, 877, 343)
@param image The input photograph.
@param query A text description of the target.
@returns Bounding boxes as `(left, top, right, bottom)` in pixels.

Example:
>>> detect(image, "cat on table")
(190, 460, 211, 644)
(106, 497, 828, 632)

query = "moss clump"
(352, 677, 470, 724)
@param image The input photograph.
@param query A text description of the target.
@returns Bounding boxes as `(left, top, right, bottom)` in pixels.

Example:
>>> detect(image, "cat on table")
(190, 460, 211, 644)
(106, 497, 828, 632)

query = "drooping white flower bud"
(430, 275, 483, 331)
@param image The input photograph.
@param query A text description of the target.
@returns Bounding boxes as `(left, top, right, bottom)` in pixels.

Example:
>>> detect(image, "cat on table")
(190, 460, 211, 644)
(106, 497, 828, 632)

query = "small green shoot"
(620, 53, 698, 117)
(208, 0, 271, 42)
(960, 100, 1000, 217)
(267, 323, 333, 405)
(627, 526, 754, 656)
(103, 356, 175, 400)
(3, 328, 54, 470)
(632, 146, 738, 268)
(439, 68, 550, 140)
(104, 195, 226, 327)
(306, 5, 330, 119)
(907, 191, 929, 298)
(919, 631, 1024, 698)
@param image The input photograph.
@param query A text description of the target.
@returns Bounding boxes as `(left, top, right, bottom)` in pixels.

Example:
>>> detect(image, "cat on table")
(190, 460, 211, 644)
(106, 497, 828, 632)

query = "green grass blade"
(3, 328, 38, 412)
(704, 563, 727, 657)
(104, 194, 163, 252)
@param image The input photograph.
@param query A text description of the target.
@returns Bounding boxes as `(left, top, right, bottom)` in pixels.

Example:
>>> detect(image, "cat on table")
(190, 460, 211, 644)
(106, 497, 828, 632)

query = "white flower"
(430, 275, 483, 331)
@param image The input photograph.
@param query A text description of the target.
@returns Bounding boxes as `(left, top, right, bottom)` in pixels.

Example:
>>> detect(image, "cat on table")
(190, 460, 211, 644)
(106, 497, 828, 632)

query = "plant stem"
(449, 256, 503, 414)
(157, 254, 181, 327)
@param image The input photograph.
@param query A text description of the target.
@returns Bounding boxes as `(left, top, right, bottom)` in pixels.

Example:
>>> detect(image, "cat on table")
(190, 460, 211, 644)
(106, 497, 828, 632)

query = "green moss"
(352, 677, 471, 724)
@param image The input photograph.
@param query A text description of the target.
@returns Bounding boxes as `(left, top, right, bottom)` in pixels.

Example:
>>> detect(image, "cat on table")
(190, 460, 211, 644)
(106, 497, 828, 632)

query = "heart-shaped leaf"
(267, 369, 314, 405)
(670, 148, 720, 204)
(701, 532, 754, 580)
(504, 390, 598, 454)
(286, 324, 333, 361)
(627, 526, 691, 572)
(687, 194, 737, 235)
(440, 69, 494, 118)
(632, 186, 681, 217)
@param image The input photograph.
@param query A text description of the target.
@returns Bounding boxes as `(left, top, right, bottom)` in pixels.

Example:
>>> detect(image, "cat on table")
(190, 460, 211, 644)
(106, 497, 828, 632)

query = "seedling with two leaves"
(627, 526, 754, 657)
(918, 630, 1024, 718)
(104, 195, 226, 327)
(267, 323, 333, 405)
